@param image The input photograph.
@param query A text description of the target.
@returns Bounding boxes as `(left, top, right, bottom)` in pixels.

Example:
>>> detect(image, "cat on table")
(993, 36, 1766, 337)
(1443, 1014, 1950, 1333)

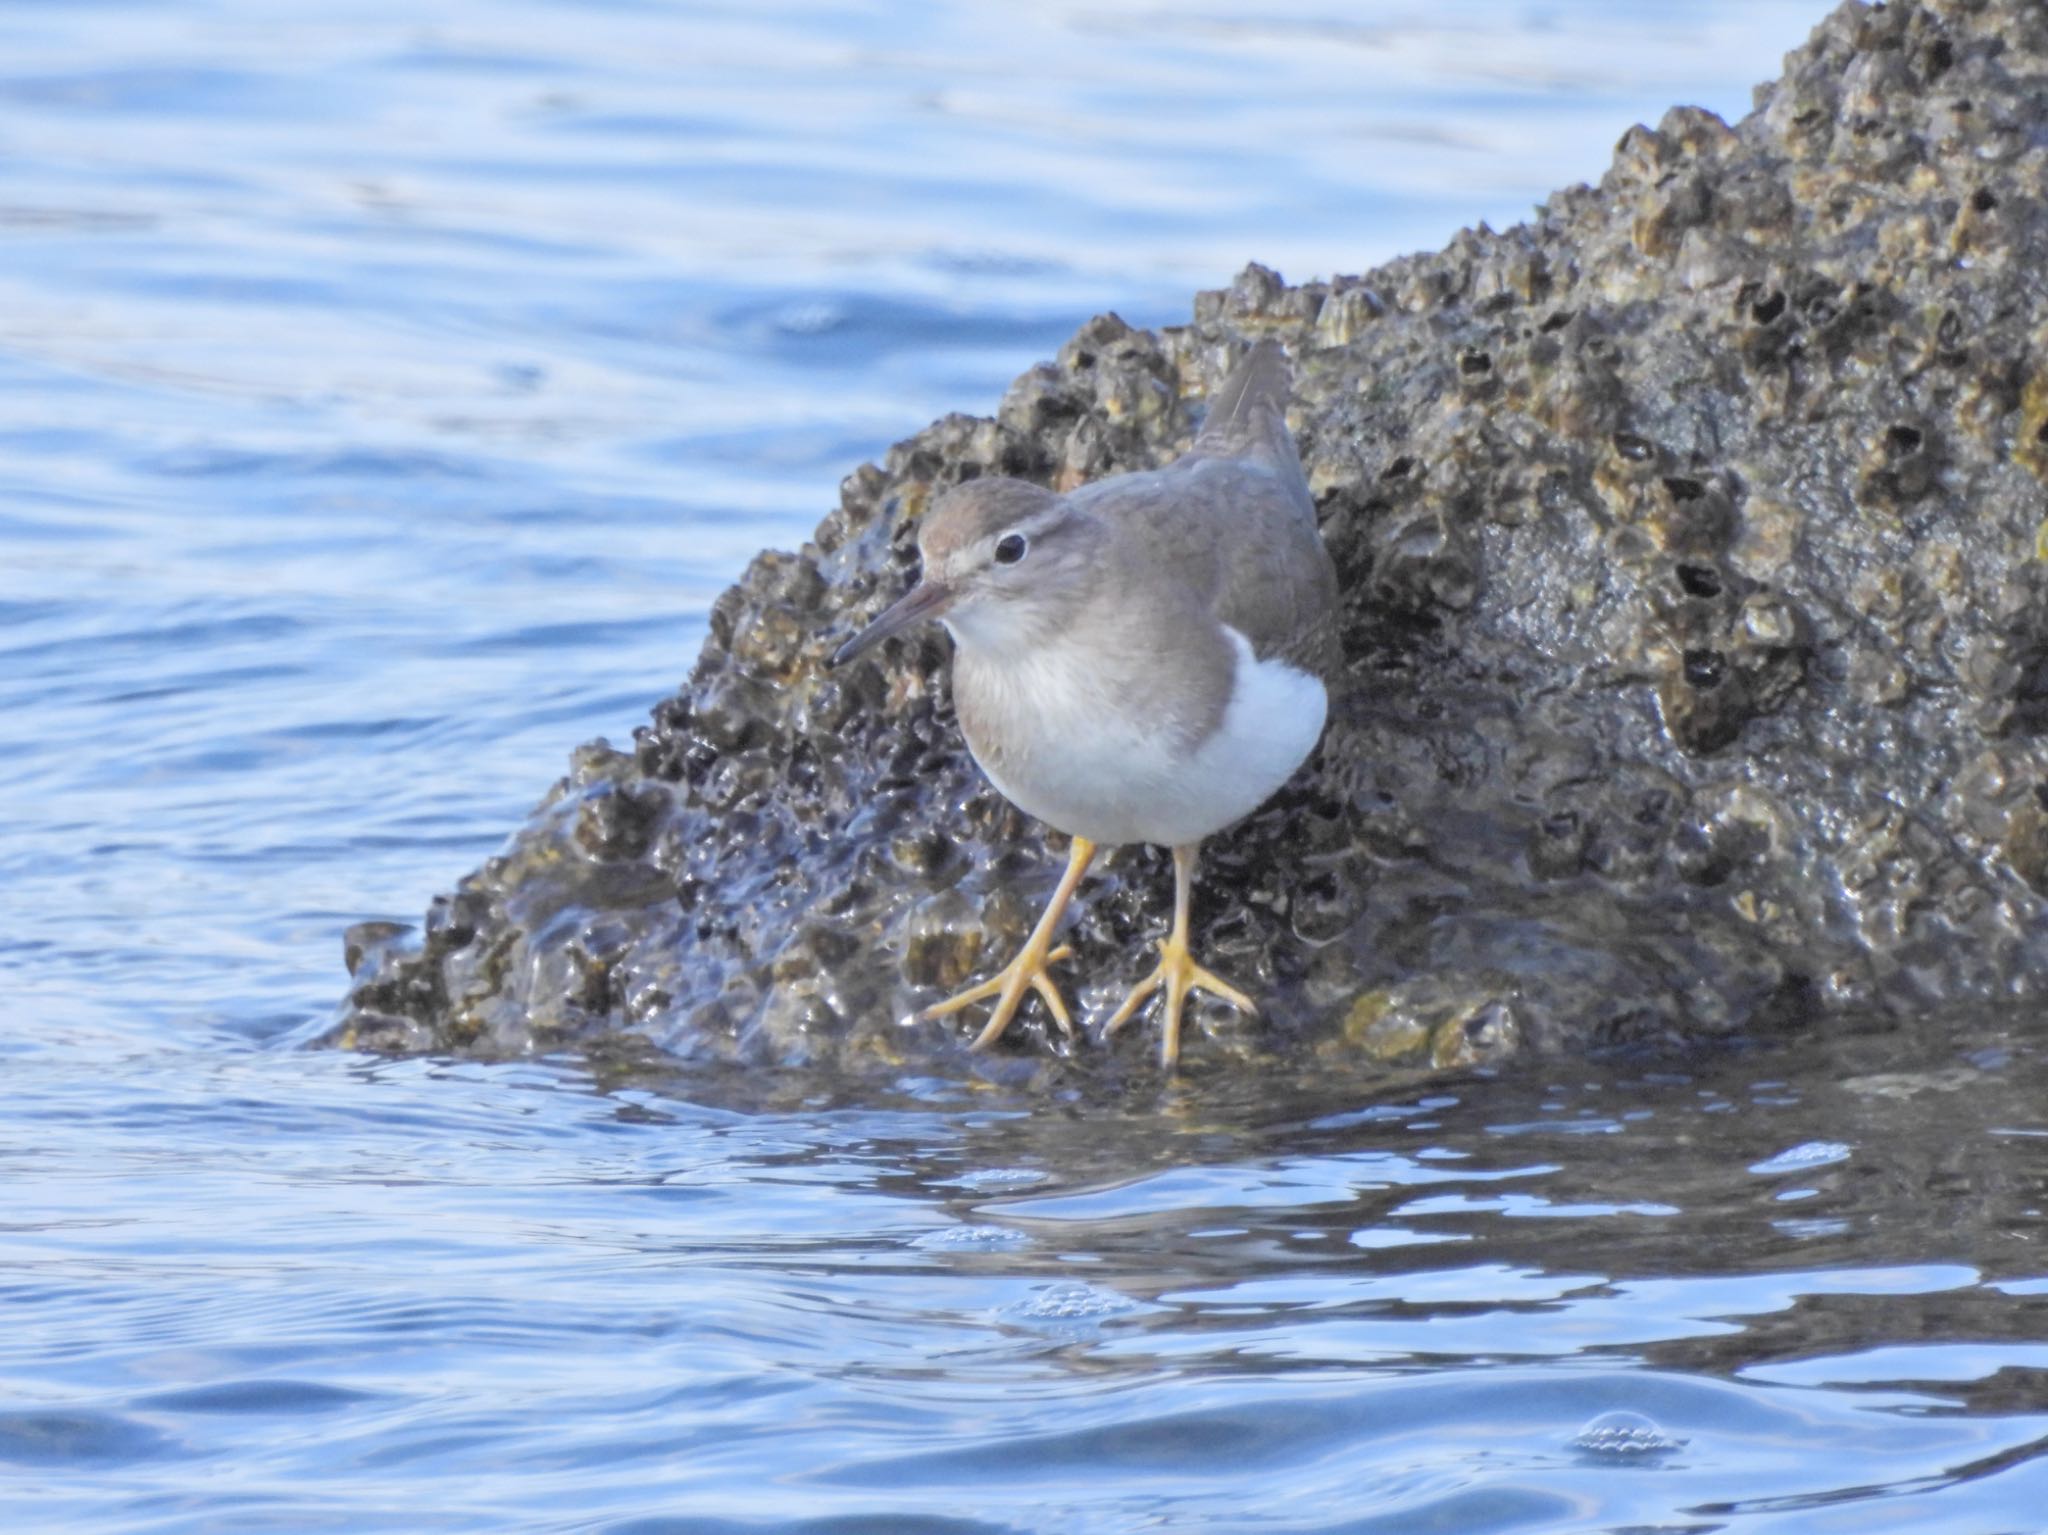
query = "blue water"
(10, 1, 2048, 1530)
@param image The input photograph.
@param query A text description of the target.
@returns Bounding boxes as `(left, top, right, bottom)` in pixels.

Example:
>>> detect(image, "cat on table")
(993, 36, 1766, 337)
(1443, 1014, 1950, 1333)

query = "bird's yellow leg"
(920, 836, 1097, 1050)
(1103, 842, 1257, 1067)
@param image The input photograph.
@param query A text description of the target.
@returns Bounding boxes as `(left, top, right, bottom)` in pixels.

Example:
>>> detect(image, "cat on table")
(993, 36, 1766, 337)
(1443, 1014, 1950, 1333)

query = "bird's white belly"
(963, 628, 1326, 848)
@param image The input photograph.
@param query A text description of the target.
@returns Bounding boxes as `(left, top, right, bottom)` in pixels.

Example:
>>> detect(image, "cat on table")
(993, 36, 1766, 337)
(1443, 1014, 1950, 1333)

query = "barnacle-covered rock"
(334, 0, 2048, 1075)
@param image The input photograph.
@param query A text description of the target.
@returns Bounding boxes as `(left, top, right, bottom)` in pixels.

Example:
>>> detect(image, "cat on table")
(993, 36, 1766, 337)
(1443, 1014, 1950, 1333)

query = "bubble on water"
(1008, 1283, 1142, 1322)
(1749, 1140, 1852, 1176)
(1570, 1409, 1686, 1458)
(943, 1167, 1048, 1192)
(911, 1224, 1031, 1252)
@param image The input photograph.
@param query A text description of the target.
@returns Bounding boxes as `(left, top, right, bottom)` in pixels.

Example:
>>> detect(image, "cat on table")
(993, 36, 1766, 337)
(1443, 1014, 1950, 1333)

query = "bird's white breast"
(958, 625, 1326, 848)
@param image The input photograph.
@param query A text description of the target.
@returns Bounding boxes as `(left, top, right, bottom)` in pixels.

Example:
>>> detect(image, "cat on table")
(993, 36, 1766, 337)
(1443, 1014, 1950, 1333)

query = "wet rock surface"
(336, 0, 2048, 1077)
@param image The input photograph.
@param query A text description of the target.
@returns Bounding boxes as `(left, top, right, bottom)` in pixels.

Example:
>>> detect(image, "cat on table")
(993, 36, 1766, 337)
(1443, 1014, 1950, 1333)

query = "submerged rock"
(335, 0, 2048, 1075)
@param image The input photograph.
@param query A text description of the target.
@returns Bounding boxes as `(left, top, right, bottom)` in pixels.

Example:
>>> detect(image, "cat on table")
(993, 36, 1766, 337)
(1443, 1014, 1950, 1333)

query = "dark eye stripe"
(994, 533, 1028, 565)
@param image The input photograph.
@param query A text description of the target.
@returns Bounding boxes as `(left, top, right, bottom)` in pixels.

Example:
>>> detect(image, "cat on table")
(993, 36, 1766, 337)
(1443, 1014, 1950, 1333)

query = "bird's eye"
(994, 533, 1028, 565)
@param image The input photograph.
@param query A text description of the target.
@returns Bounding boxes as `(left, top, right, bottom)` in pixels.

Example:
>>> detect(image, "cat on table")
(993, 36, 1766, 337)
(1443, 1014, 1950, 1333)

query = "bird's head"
(831, 477, 1098, 666)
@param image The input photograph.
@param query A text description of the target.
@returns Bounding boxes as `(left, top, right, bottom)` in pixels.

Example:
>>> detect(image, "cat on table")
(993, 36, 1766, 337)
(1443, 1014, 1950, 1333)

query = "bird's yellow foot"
(1102, 935, 1257, 1068)
(919, 836, 1098, 1053)
(920, 943, 1077, 1051)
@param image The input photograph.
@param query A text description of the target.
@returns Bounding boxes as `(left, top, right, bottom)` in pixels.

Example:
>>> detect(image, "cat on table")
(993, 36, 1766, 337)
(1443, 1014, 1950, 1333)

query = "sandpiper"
(833, 338, 1339, 1066)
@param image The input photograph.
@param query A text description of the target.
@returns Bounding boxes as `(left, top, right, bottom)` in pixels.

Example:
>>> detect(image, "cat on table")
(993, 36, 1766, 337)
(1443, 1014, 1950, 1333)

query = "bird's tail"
(1192, 337, 1297, 467)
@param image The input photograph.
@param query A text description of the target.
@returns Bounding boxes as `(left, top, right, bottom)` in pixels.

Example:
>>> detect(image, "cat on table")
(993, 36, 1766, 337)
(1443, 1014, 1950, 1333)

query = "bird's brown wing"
(1187, 459, 1339, 680)
(1078, 454, 1340, 683)
(1079, 337, 1336, 678)
(1187, 339, 1314, 514)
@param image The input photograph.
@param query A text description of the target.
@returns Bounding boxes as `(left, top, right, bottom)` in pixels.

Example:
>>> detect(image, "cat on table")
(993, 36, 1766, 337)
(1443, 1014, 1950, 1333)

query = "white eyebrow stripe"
(975, 506, 1066, 560)
(1013, 506, 1069, 539)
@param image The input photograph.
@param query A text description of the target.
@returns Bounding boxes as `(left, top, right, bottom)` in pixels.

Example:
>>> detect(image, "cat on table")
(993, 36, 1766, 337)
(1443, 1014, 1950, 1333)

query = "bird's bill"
(830, 579, 955, 667)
